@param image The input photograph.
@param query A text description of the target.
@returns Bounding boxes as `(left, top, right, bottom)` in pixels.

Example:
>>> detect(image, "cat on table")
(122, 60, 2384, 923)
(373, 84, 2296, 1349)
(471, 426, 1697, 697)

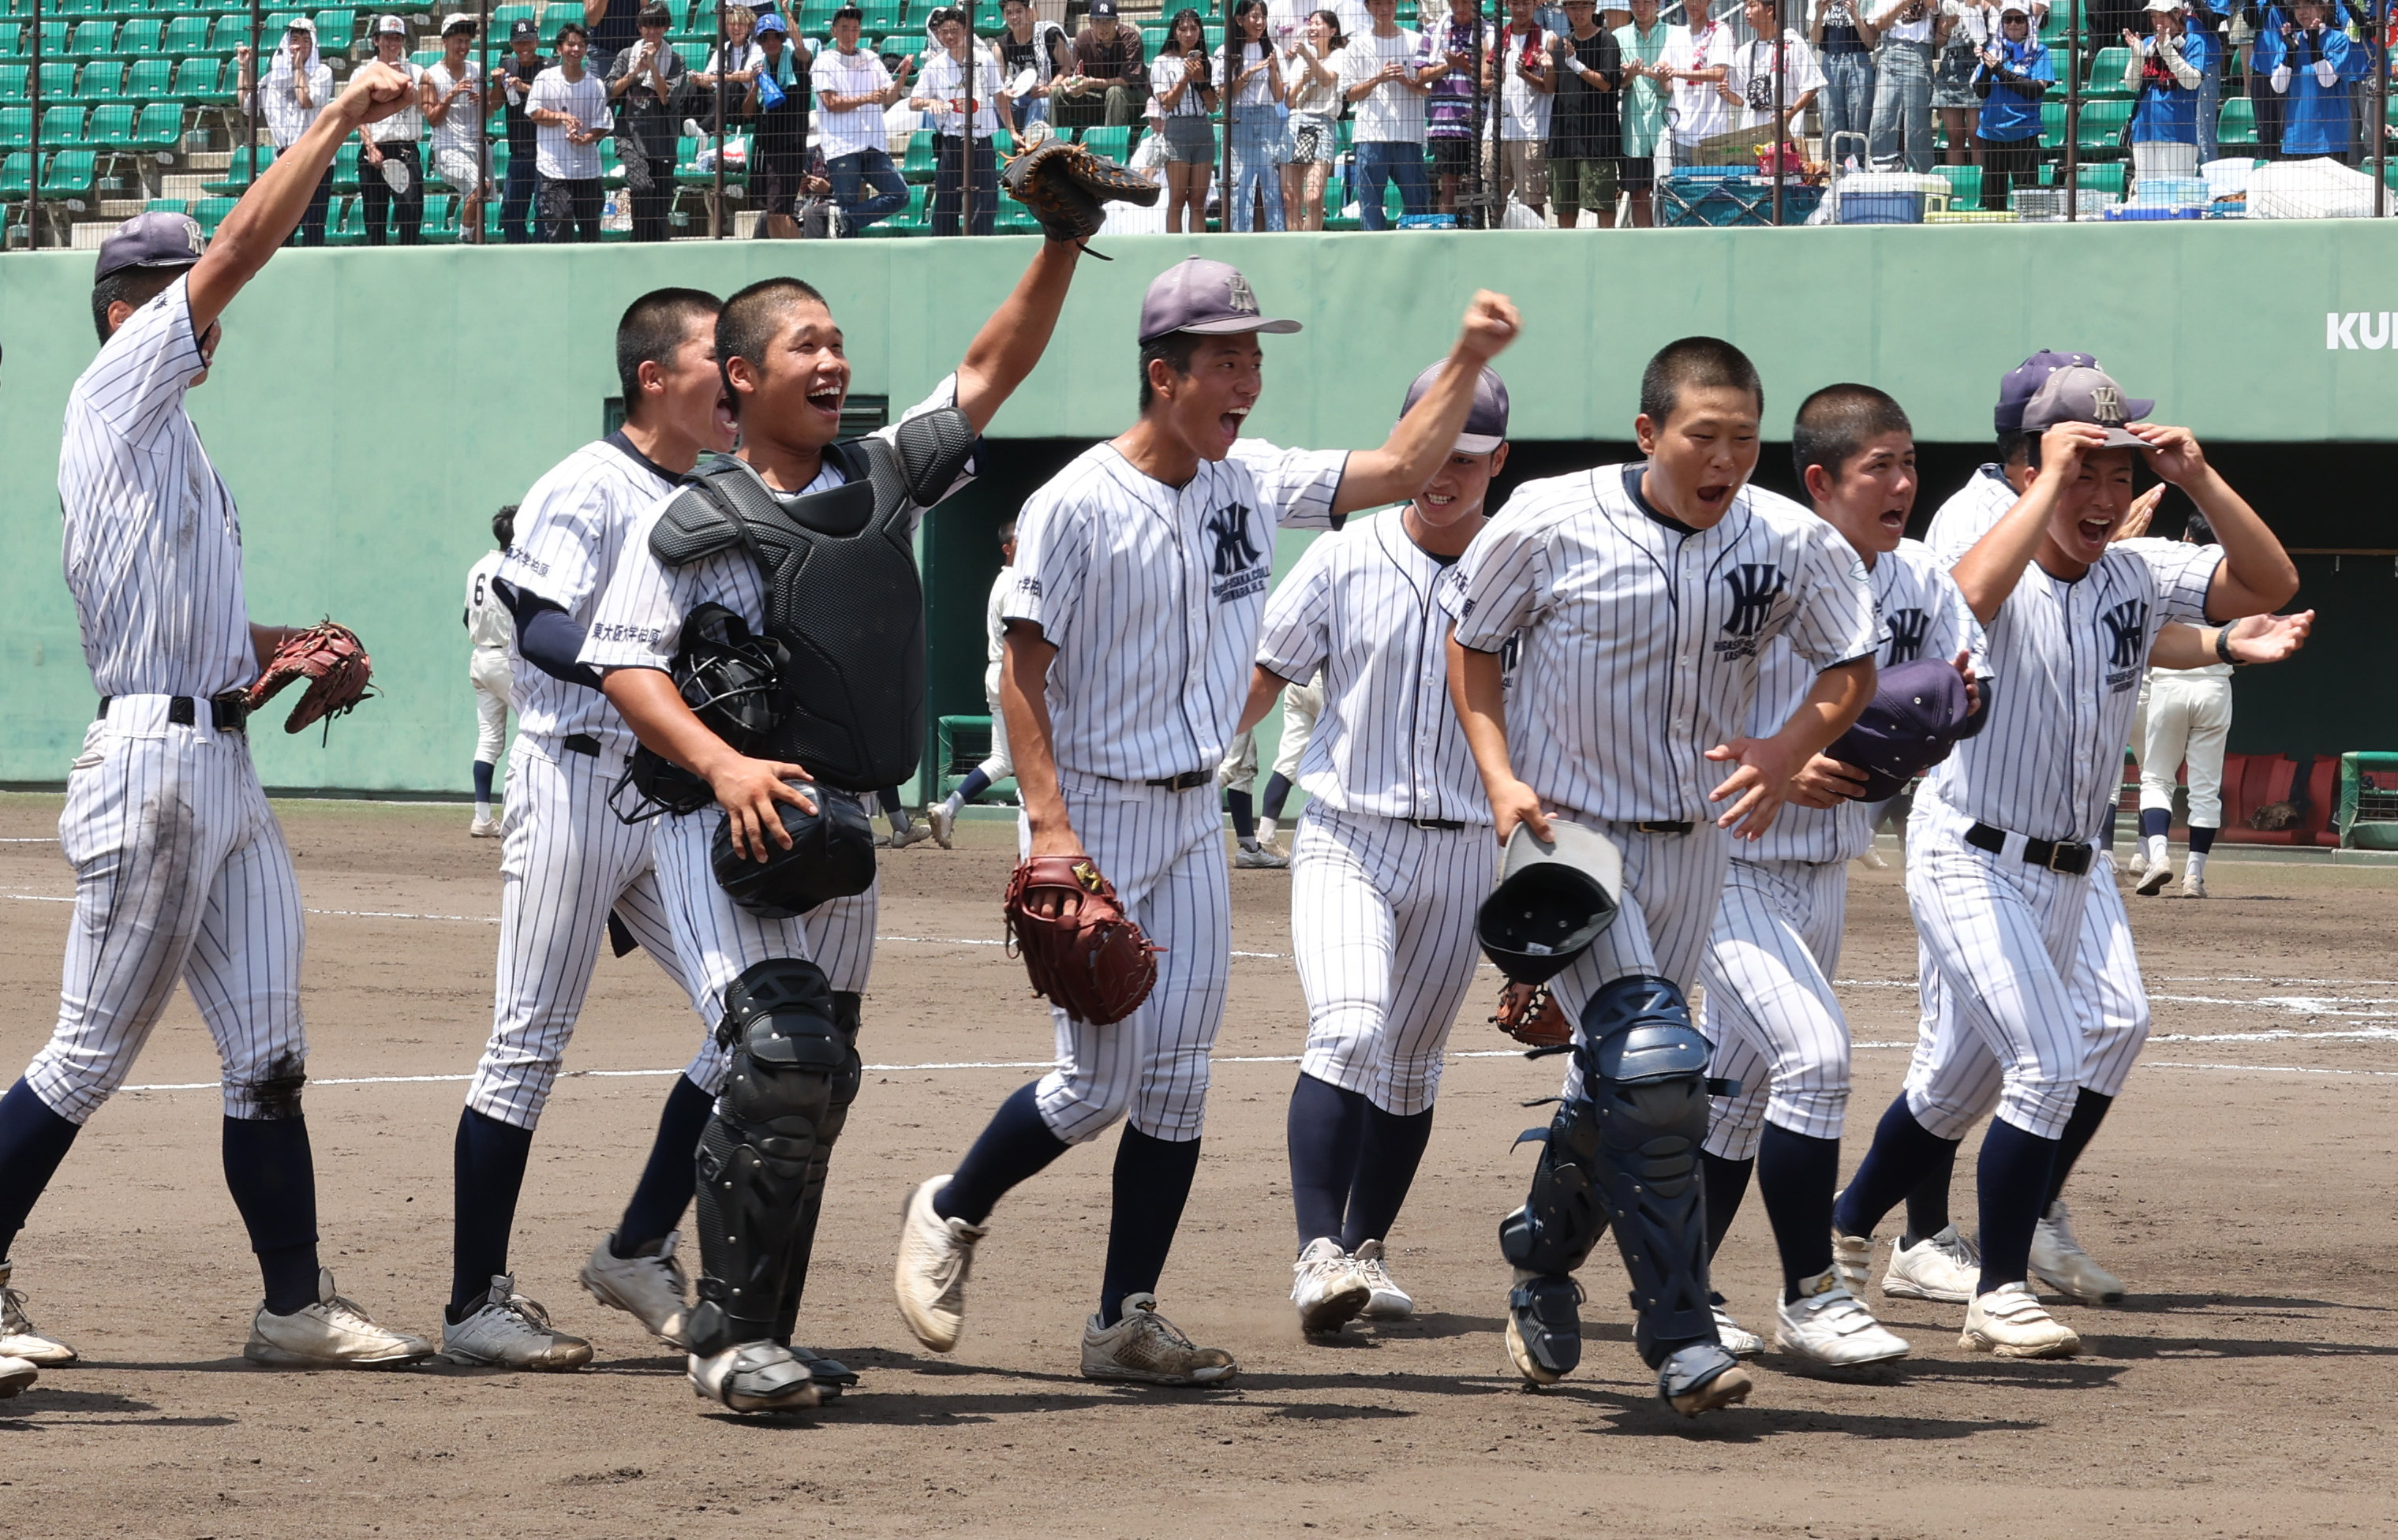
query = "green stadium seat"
(2039, 96, 2067, 149)
(0, 108, 26, 150)
(2073, 97, 2133, 156)
(204, 142, 275, 193)
(84, 102, 134, 149)
(901, 128, 934, 181)
(2074, 160, 2126, 198)
(332, 138, 361, 189)
(2083, 45, 2131, 99)
(673, 40, 707, 69)
(110, 18, 163, 57)
(73, 61, 122, 101)
(122, 57, 173, 103)
(131, 100, 181, 151)
(161, 14, 214, 56)
(0, 65, 22, 100)
(1077, 124, 1129, 160)
(327, 192, 362, 245)
(37, 60, 77, 99)
(0, 151, 28, 200)
(145, 196, 191, 216)
(36, 21, 69, 56)
(65, 20, 115, 59)
(412, 47, 442, 68)
(2217, 94, 2256, 148)
(39, 148, 95, 200)
(193, 195, 238, 237)
(422, 191, 459, 241)
(37, 107, 84, 148)
(171, 58, 227, 103)
(539, 9, 568, 42)
(207, 16, 254, 54)
(1932, 162, 1982, 211)
(313, 10, 354, 53)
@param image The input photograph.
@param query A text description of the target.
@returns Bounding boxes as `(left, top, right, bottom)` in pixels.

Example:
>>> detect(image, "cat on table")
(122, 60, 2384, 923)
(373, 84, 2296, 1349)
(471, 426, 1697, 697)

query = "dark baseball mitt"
(1001, 131, 1158, 249)
(245, 620, 375, 735)
(1492, 981, 1571, 1050)
(1003, 854, 1161, 1026)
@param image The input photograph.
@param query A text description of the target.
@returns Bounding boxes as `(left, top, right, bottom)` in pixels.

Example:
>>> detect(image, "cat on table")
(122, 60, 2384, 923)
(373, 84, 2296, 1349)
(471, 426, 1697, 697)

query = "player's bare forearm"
(1335, 293, 1521, 514)
(1449, 633, 1549, 845)
(1949, 422, 2101, 624)
(2149, 610, 2314, 669)
(600, 666, 814, 859)
(248, 622, 297, 670)
(2163, 455, 2297, 619)
(1001, 626, 1080, 857)
(955, 240, 1082, 435)
(1708, 656, 1875, 838)
(1237, 665, 1296, 734)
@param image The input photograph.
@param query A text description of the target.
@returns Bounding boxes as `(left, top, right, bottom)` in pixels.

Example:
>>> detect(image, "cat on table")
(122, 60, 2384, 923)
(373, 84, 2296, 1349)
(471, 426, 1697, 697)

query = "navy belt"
(1145, 770, 1212, 791)
(1966, 820, 2093, 876)
(98, 693, 249, 732)
(1407, 817, 1468, 831)
(560, 733, 603, 757)
(1633, 820, 1693, 835)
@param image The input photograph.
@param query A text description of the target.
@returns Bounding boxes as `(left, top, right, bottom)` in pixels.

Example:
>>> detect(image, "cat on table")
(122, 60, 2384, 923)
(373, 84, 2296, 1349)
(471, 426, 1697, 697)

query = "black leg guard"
(685, 960, 842, 1358)
(769, 992, 863, 1392)
(1498, 1010, 1618, 1383)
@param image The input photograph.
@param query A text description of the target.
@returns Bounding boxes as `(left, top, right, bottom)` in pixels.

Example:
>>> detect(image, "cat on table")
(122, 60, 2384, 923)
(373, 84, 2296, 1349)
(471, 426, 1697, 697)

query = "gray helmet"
(1476, 822, 1624, 985)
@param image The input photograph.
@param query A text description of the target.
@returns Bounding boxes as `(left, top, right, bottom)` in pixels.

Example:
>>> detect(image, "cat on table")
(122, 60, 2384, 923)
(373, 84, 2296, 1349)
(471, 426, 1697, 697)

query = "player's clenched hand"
(1454, 291, 1521, 365)
(1786, 753, 1869, 809)
(707, 757, 817, 862)
(2227, 608, 2314, 664)
(1707, 736, 1798, 839)
(2127, 422, 2209, 488)
(1487, 776, 1553, 848)
(331, 61, 422, 129)
(1951, 647, 1981, 718)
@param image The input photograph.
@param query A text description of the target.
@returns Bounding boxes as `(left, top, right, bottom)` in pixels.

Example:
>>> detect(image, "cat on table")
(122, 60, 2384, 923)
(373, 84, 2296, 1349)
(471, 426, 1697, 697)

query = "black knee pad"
(1498, 1093, 1611, 1278)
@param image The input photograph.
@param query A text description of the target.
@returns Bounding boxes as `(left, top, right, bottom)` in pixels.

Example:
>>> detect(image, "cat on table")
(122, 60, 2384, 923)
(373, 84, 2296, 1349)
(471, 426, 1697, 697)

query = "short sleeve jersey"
(1663, 19, 1733, 143)
(427, 60, 486, 159)
(1001, 437, 1348, 781)
(465, 549, 514, 652)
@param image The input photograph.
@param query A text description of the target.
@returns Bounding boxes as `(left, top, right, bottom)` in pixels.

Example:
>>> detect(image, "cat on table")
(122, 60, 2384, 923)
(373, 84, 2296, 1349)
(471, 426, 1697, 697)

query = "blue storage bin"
(1838, 189, 1925, 224)
(2103, 204, 2202, 219)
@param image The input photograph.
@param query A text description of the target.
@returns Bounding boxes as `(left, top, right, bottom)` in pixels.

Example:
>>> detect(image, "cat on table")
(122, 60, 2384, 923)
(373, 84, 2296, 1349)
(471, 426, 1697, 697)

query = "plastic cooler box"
(2134, 175, 2211, 206)
(1835, 171, 1949, 225)
(2104, 204, 2202, 219)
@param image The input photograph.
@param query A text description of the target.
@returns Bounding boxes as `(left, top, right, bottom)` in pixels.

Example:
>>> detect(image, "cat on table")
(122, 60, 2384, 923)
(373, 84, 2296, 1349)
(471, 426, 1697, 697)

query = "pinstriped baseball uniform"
(1446, 465, 1878, 1105)
(30, 273, 310, 1126)
(1701, 540, 1985, 1161)
(1003, 437, 1347, 1143)
(1257, 514, 1498, 1117)
(1901, 536, 2218, 1140)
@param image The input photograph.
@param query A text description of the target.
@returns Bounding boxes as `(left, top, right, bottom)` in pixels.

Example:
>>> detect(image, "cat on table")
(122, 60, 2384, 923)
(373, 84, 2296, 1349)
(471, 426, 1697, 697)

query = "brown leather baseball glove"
(245, 619, 375, 735)
(1003, 854, 1160, 1026)
(1492, 981, 1571, 1050)
(1001, 129, 1159, 248)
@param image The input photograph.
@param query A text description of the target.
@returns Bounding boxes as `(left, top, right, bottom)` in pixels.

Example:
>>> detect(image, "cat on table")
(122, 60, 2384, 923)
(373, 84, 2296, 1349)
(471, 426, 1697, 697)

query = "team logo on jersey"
(1206, 505, 1267, 604)
(1884, 607, 1931, 664)
(2101, 596, 2150, 687)
(1714, 563, 1786, 656)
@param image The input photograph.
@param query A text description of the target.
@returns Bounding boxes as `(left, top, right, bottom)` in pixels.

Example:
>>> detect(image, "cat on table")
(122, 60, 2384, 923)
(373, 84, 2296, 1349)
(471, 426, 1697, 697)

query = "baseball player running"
(1445, 337, 1878, 1415)
(0, 62, 434, 1377)
(1249, 361, 1513, 1335)
(1831, 365, 2297, 1358)
(580, 239, 1087, 1413)
(928, 518, 1019, 847)
(1695, 384, 1983, 1368)
(892, 259, 1520, 1388)
(465, 505, 517, 836)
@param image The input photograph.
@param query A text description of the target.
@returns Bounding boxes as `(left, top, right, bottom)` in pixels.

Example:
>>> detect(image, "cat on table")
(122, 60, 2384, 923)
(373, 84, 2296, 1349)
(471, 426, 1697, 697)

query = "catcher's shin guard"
(1498, 1027, 1616, 1383)
(769, 991, 864, 1345)
(686, 960, 843, 1355)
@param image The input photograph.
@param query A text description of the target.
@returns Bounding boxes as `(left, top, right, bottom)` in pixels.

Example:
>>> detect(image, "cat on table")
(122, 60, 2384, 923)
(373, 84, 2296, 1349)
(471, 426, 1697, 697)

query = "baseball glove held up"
(1001, 131, 1158, 254)
(1003, 854, 1161, 1026)
(245, 619, 375, 736)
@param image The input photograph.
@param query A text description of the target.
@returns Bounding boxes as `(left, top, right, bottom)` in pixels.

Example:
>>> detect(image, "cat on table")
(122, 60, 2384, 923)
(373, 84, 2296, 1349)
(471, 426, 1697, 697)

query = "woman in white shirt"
(1150, 8, 1220, 232)
(1218, 0, 1287, 228)
(1281, 9, 1345, 227)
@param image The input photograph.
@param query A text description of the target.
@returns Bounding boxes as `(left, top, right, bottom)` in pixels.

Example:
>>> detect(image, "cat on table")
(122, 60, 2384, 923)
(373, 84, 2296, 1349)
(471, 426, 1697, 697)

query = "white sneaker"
(1080, 1293, 1237, 1385)
(894, 1175, 986, 1352)
(1774, 1272, 1910, 1366)
(689, 1340, 818, 1412)
(2030, 1199, 2126, 1303)
(1882, 1224, 1981, 1303)
(1234, 841, 1289, 869)
(0, 1355, 34, 1397)
(243, 1269, 434, 1368)
(579, 1229, 692, 1347)
(1352, 1239, 1414, 1320)
(1712, 1301, 1765, 1358)
(469, 815, 501, 838)
(0, 1262, 77, 1366)
(888, 822, 935, 850)
(441, 1275, 593, 1370)
(2135, 861, 2172, 896)
(1854, 847, 1890, 871)
(1257, 816, 1279, 850)
(1959, 1281, 2080, 1358)
(929, 800, 958, 849)
(2125, 850, 2147, 877)
(1831, 1230, 1876, 1299)
(2182, 873, 2209, 899)
(1289, 1238, 1371, 1333)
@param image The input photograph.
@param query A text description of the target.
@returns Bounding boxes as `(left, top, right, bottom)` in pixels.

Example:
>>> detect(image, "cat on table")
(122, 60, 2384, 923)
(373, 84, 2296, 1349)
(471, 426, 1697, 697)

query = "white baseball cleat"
(2181, 872, 2209, 899)
(469, 816, 501, 839)
(1853, 847, 1891, 871)
(894, 1175, 986, 1352)
(2135, 862, 2173, 896)
(579, 1229, 692, 1347)
(440, 1275, 593, 1370)
(1774, 1272, 1910, 1366)
(1712, 1301, 1766, 1359)
(2030, 1199, 2126, 1303)
(1958, 1281, 2081, 1359)
(928, 800, 958, 849)
(1352, 1239, 1415, 1320)
(1256, 816, 1278, 850)
(0, 1263, 78, 1366)
(1234, 841, 1289, 869)
(243, 1270, 434, 1368)
(0, 1355, 36, 1397)
(1830, 1229, 1876, 1299)
(1290, 1238, 1371, 1333)
(690, 1340, 818, 1413)
(2125, 850, 2147, 877)
(888, 822, 935, 850)
(1882, 1224, 1981, 1303)
(1081, 1294, 1237, 1386)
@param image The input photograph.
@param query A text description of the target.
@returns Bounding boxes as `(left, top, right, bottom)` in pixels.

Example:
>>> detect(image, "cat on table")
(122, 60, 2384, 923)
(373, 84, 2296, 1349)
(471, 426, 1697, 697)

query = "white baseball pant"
(971, 678, 1016, 787)
(1699, 856, 1851, 1160)
(1291, 806, 1495, 1116)
(1270, 675, 1325, 784)
(470, 645, 511, 765)
(29, 702, 307, 1124)
(1027, 770, 1230, 1144)
(1216, 729, 1259, 798)
(2139, 674, 2233, 828)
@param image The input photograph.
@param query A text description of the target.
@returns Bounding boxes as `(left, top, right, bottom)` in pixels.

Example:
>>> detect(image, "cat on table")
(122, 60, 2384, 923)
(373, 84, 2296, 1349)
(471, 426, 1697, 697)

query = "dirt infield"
(2, 791, 2392, 1539)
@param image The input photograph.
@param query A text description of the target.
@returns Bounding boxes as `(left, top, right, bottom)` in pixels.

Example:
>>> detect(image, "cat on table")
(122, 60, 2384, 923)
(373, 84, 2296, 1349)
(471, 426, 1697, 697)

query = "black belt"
(1966, 821, 2093, 876)
(1145, 770, 1213, 791)
(1406, 817, 1468, 831)
(560, 733, 603, 757)
(1633, 820, 1694, 835)
(98, 694, 249, 732)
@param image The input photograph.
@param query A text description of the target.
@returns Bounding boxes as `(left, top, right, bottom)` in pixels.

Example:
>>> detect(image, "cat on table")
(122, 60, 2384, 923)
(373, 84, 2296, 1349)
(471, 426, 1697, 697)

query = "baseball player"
(1253, 671, 1324, 854)
(1445, 336, 1878, 1415)
(1693, 384, 1983, 1368)
(892, 259, 1521, 1388)
(579, 237, 1089, 1413)
(0, 64, 433, 1374)
(2133, 510, 2232, 898)
(1831, 365, 2297, 1358)
(1248, 361, 1513, 1334)
(465, 506, 517, 837)
(1217, 727, 1290, 867)
(930, 518, 1019, 848)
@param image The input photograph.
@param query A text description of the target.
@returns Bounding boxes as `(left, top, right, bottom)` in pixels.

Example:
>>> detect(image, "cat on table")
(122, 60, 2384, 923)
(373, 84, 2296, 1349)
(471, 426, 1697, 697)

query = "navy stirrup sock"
(222, 1115, 322, 1315)
(955, 766, 993, 804)
(450, 1107, 535, 1321)
(1700, 1151, 1754, 1261)
(0, 1078, 82, 1263)
(938, 1080, 1071, 1226)
(2043, 1088, 2115, 1209)
(2187, 825, 2217, 856)
(1226, 789, 1256, 842)
(2139, 807, 2172, 839)
(1261, 772, 1296, 824)
(1976, 1117, 2061, 1293)
(472, 760, 496, 805)
(1833, 1095, 1961, 1241)
(1339, 1101, 1435, 1252)
(1903, 1142, 1961, 1246)
(1098, 1125, 1203, 1326)
(1285, 1073, 1367, 1248)
(613, 1073, 716, 1254)
(1756, 1123, 1841, 1299)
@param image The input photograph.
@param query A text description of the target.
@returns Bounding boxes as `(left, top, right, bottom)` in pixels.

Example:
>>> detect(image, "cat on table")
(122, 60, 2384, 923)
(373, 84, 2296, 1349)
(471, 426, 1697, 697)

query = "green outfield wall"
(3, 223, 2394, 794)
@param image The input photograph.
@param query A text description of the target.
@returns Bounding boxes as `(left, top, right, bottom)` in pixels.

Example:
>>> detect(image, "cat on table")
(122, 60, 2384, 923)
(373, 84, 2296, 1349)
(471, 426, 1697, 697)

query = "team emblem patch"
(2101, 596, 2150, 685)
(2090, 383, 2124, 424)
(1884, 607, 1931, 664)
(1205, 505, 1267, 603)
(1717, 563, 1786, 652)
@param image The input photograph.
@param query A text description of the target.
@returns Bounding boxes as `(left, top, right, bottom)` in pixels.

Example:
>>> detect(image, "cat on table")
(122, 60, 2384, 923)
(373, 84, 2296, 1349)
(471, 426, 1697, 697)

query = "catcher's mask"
(1822, 657, 1976, 804)
(675, 602, 789, 754)
(1476, 822, 1623, 985)
(711, 785, 877, 918)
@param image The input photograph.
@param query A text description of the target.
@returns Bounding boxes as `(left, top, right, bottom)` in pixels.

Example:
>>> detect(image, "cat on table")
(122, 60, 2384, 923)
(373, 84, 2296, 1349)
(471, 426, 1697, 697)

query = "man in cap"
(0, 60, 435, 1374)
(493, 17, 552, 242)
(426, 14, 492, 234)
(1240, 361, 1515, 1336)
(235, 17, 336, 245)
(892, 260, 1519, 1388)
(357, 16, 430, 245)
(1057, 0, 1150, 129)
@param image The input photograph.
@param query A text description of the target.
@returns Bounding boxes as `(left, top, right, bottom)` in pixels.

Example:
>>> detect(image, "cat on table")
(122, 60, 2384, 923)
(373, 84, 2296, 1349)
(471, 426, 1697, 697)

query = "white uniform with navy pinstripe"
(1700, 540, 1985, 1161)
(1445, 465, 1878, 1105)
(1003, 438, 1347, 1144)
(1257, 514, 1497, 1117)
(33, 274, 307, 1125)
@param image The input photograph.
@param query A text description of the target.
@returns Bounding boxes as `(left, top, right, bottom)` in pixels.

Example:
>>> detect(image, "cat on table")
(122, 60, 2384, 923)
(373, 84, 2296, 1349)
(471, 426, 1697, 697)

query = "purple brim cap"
(95, 210, 204, 282)
(1401, 360, 1510, 454)
(1137, 257, 1302, 346)
(1994, 348, 2097, 433)
(1824, 659, 1975, 804)
(2019, 364, 2153, 447)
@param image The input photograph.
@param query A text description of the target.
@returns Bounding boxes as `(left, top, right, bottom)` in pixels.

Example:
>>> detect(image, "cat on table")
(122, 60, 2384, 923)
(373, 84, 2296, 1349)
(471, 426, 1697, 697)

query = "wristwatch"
(2214, 626, 2241, 666)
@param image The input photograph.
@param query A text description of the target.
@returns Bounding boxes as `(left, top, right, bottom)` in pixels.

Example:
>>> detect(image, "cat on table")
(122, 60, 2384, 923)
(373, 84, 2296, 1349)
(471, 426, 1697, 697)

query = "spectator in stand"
(530, 23, 612, 241)
(1220, 1, 1289, 229)
(2182, 0, 2228, 161)
(1868, 0, 1939, 170)
(604, 6, 687, 243)
(695, 6, 765, 138)
(493, 20, 550, 243)
(2258, 0, 2368, 160)
(1813, 0, 1878, 159)
(1151, 9, 1220, 232)
(358, 16, 429, 245)
(814, 6, 915, 231)
(1487, 0, 1558, 220)
(746, 12, 814, 237)
(1056, 0, 1149, 130)
(1282, 9, 1349, 227)
(1971, 2, 2051, 204)
(1341, 0, 1435, 227)
(2125, 0, 2205, 186)
(236, 20, 335, 246)
(1615, 0, 1670, 220)
(1420, 0, 1486, 218)
(583, 0, 641, 78)
(1659, 0, 1737, 164)
(1723, 0, 1825, 155)
(1548, 0, 1624, 226)
(2240, 2, 2283, 155)
(1934, 0, 1996, 167)
(998, 0, 1074, 131)
(915, 6, 1008, 234)
(425, 17, 492, 237)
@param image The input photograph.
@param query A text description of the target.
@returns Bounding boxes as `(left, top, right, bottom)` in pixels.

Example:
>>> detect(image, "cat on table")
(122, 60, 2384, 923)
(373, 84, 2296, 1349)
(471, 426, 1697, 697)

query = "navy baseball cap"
(510, 17, 539, 37)
(1138, 258, 1302, 346)
(2019, 364, 2153, 447)
(1091, 0, 1120, 16)
(95, 210, 204, 282)
(1402, 360, 1510, 454)
(1993, 349, 2152, 434)
(1824, 658, 1975, 802)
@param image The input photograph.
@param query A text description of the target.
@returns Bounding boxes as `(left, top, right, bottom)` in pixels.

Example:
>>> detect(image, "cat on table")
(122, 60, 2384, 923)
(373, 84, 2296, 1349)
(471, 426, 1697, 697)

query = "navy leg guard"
(1497, 1071, 1611, 1383)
